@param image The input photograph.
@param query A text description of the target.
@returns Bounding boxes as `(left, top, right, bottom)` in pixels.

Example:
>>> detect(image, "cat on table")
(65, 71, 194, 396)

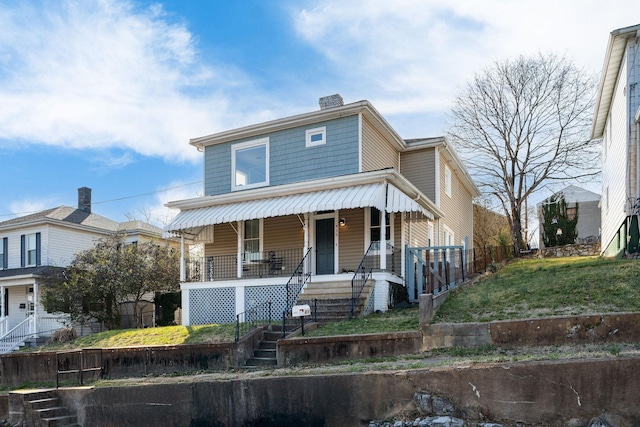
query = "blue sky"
(0, 0, 638, 227)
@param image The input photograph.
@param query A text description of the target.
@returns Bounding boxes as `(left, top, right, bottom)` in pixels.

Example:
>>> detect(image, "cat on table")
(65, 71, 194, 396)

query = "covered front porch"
(0, 269, 69, 353)
(164, 171, 437, 326)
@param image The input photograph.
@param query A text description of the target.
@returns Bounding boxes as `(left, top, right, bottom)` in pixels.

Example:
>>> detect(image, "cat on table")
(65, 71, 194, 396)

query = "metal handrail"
(56, 349, 103, 388)
(350, 242, 376, 318)
(234, 301, 273, 342)
(281, 248, 313, 337)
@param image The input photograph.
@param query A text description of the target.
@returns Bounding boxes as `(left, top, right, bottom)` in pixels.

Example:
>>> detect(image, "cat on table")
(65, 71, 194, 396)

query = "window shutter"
(2, 238, 7, 268)
(20, 235, 25, 267)
(35, 232, 41, 266)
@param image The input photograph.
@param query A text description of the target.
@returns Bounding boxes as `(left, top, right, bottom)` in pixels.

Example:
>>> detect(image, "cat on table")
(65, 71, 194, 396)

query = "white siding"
(601, 52, 630, 252)
(47, 225, 104, 267)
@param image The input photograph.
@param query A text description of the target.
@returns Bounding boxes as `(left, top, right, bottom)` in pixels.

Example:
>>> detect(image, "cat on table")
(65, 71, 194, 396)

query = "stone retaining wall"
(539, 242, 601, 257)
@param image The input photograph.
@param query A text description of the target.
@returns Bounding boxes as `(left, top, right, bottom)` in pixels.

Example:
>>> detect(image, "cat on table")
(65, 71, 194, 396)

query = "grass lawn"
(434, 256, 640, 323)
(30, 256, 640, 349)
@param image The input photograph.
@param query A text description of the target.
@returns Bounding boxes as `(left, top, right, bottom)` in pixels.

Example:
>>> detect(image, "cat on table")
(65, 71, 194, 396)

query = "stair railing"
(350, 242, 376, 318)
(235, 301, 273, 342)
(0, 316, 36, 354)
(281, 248, 313, 337)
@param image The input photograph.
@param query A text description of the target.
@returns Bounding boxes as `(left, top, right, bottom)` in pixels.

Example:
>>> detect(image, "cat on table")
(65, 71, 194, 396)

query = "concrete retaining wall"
(0, 327, 264, 387)
(39, 357, 640, 427)
(277, 331, 422, 367)
(421, 312, 640, 349)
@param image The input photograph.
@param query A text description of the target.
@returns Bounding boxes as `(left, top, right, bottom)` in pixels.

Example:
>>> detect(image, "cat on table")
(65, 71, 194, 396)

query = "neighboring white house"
(536, 185, 601, 249)
(164, 96, 480, 326)
(0, 187, 165, 352)
(591, 23, 640, 256)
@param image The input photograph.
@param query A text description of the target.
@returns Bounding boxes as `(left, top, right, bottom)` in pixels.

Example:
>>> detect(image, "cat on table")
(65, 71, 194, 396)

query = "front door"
(315, 218, 335, 275)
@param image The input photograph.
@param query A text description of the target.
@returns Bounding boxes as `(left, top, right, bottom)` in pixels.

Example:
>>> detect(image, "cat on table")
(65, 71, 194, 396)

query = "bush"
(48, 327, 78, 344)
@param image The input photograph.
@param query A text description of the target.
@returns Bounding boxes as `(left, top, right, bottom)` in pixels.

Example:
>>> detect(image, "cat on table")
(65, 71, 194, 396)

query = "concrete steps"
(297, 280, 374, 323)
(18, 390, 79, 427)
(243, 330, 280, 368)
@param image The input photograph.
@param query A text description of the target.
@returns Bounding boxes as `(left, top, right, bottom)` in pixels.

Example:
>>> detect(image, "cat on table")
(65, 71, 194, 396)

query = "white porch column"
(380, 209, 387, 270)
(235, 285, 245, 316)
(0, 286, 4, 335)
(181, 288, 190, 326)
(180, 235, 185, 282)
(237, 221, 243, 278)
(32, 281, 38, 337)
(304, 213, 310, 275)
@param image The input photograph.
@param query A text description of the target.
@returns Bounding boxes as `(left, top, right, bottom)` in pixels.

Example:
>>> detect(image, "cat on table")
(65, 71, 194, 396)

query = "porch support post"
(32, 281, 38, 337)
(0, 286, 4, 335)
(380, 208, 387, 271)
(303, 213, 309, 276)
(180, 234, 185, 282)
(237, 221, 243, 278)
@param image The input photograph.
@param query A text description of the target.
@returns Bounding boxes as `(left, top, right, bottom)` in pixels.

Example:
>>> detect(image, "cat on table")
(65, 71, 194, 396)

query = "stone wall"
(539, 242, 601, 258)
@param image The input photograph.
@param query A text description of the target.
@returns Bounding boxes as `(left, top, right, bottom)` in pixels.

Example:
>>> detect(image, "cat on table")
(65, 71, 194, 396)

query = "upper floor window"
(444, 165, 452, 197)
(306, 126, 326, 147)
(21, 233, 41, 267)
(232, 138, 269, 191)
(0, 237, 6, 269)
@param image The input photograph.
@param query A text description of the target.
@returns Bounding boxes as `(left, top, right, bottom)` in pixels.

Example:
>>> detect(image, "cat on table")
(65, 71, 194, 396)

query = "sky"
(0, 0, 638, 231)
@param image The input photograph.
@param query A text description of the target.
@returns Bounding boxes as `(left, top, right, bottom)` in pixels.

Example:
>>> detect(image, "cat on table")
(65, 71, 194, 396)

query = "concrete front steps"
(297, 280, 373, 323)
(243, 329, 280, 369)
(11, 389, 78, 427)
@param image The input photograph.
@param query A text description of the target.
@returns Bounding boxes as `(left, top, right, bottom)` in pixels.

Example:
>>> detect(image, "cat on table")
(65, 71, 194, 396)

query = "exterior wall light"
(339, 218, 347, 227)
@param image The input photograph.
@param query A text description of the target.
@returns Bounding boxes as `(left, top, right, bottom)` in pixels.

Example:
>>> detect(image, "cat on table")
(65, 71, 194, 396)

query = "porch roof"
(164, 182, 432, 236)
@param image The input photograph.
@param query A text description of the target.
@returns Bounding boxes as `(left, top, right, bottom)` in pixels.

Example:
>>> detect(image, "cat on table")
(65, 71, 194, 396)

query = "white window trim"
(443, 225, 455, 247)
(241, 219, 263, 262)
(305, 126, 326, 147)
(444, 165, 452, 197)
(231, 138, 269, 191)
(26, 233, 37, 267)
(364, 207, 394, 251)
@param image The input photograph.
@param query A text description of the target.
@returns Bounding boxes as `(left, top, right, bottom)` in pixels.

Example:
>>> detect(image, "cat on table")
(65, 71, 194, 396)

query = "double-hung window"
(21, 233, 40, 267)
(243, 219, 262, 262)
(232, 138, 269, 191)
(369, 208, 391, 250)
(444, 165, 452, 197)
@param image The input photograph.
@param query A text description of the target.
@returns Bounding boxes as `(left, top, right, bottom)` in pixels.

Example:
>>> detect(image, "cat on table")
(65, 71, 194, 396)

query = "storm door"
(315, 218, 335, 275)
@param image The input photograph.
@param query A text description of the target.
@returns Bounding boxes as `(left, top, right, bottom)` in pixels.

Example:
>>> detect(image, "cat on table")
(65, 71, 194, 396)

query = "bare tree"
(473, 198, 510, 249)
(448, 53, 598, 255)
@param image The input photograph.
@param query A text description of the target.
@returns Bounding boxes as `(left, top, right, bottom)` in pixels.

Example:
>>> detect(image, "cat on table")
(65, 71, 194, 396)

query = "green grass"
(304, 306, 420, 337)
(26, 257, 640, 350)
(434, 256, 640, 323)
(30, 323, 237, 352)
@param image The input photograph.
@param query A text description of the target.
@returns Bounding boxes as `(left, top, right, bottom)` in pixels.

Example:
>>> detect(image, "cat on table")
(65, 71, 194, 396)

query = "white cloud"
(8, 198, 58, 218)
(293, 0, 640, 135)
(0, 0, 259, 162)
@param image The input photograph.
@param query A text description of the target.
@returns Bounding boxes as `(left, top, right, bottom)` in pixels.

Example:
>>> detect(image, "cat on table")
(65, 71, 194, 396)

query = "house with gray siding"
(536, 185, 601, 249)
(164, 96, 479, 326)
(591, 23, 640, 256)
(0, 188, 165, 352)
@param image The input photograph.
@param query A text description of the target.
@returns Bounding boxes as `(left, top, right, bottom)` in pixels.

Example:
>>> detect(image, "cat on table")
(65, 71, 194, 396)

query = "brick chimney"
(319, 94, 344, 110)
(78, 187, 92, 214)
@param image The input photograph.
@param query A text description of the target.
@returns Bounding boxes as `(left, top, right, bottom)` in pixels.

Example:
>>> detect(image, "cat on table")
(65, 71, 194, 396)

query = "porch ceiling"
(164, 182, 432, 235)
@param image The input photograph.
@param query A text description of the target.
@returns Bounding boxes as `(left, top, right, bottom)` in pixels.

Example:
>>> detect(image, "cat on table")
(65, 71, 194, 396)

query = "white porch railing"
(0, 316, 35, 354)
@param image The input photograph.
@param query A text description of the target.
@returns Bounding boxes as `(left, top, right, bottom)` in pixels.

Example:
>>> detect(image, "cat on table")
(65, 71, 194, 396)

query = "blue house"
(164, 96, 479, 325)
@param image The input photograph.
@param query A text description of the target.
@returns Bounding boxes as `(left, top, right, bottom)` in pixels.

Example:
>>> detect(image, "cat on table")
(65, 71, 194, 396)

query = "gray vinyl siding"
(361, 116, 399, 172)
(400, 148, 437, 201)
(337, 209, 365, 272)
(204, 116, 360, 196)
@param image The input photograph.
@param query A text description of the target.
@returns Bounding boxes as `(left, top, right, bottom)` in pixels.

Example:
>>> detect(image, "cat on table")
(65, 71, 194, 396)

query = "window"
(0, 237, 6, 269)
(444, 165, 452, 197)
(370, 208, 391, 249)
(306, 126, 326, 147)
(243, 219, 261, 261)
(21, 233, 40, 267)
(443, 226, 454, 246)
(232, 138, 269, 190)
